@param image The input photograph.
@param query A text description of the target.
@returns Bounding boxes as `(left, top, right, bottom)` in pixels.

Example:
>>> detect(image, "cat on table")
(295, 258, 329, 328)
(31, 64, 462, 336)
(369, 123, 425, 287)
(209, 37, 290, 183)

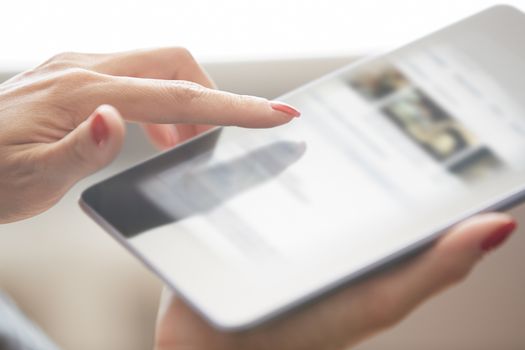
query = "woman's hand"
(0, 48, 299, 223)
(155, 213, 516, 350)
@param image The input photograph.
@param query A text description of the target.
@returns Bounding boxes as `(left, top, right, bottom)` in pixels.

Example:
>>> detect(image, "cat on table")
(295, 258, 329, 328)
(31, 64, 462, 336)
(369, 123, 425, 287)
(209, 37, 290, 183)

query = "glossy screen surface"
(82, 6, 525, 328)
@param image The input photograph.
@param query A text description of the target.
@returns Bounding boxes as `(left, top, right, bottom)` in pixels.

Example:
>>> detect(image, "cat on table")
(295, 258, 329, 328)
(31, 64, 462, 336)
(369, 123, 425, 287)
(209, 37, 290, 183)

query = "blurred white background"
(1, 1, 525, 350)
(1, 0, 525, 69)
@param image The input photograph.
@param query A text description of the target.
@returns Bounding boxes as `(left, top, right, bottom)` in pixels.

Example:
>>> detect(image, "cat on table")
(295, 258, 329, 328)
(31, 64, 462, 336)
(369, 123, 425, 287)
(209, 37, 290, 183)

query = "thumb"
(48, 104, 125, 185)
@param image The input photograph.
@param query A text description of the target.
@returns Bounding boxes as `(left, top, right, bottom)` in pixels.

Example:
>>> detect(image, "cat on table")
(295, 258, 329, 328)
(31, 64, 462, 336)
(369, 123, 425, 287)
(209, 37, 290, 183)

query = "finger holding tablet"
(153, 213, 517, 350)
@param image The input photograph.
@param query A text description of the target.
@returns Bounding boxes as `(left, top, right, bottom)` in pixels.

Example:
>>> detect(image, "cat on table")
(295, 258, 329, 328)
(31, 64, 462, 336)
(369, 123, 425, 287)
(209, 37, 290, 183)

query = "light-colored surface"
(2, 0, 525, 70)
(1, 56, 525, 350)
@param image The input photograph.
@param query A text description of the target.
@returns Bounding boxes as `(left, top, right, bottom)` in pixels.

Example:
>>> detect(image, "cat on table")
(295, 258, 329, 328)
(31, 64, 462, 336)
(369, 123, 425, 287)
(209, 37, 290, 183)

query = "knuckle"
(46, 68, 101, 98)
(40, 51, 80, 71)
(365, 292, 404, 330)
(67, 130, 106, 172)
(70, 137, 91, 167)
(60, 67, 97, 83)
(234, 94, 254, 108)
(171, 46, 195, 62)
(358, 281, 409, 332)
(172, 80, 206, 104)
(39, 68, 105, 123)
(440, 259, 472, 285)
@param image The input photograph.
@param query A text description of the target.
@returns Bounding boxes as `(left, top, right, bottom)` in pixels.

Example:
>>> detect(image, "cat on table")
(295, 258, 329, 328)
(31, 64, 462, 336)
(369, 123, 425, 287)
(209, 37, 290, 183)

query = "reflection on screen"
(142, 140, 306, 219)
(348, 61, 503, 180)
(86, 8, 525, 286)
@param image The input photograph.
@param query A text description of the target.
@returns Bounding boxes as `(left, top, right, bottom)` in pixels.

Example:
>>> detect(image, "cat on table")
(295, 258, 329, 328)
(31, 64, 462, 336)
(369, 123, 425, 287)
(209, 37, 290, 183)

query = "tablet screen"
(82, 6, 525, 327)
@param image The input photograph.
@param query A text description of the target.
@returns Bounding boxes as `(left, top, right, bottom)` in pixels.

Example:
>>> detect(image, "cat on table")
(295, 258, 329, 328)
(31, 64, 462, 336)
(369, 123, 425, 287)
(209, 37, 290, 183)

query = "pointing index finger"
(105, 77, 300, 128)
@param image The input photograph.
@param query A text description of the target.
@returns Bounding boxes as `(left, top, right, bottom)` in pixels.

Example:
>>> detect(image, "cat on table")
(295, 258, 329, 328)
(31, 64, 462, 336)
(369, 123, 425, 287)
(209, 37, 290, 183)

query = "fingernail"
(270, 101, 301, 118)
(91, 113, 108, 146)
(481, 220, 517, 252)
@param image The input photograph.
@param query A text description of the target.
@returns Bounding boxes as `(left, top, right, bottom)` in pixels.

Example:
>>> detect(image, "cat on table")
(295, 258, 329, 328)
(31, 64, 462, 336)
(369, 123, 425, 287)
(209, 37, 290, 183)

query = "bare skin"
(0, 47, 297, 223)
(0, 48, 516, 350)
(154, 214, 515, 350)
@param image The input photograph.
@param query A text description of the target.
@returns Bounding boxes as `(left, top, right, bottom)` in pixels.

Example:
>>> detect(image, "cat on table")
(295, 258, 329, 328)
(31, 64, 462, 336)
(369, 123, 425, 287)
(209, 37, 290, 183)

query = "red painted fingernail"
(91, 113, 108, 146)
(481, 220, 517, 252)
(270, 101, 301, 118)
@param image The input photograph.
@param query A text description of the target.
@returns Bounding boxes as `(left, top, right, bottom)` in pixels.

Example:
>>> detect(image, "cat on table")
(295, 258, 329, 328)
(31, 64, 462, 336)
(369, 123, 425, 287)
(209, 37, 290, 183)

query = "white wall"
(2, 0, 525, 70)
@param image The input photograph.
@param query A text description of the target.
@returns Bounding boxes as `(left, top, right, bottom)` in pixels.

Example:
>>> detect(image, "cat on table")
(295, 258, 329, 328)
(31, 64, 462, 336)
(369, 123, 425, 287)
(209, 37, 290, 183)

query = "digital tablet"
(80, 5, 525, 330)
